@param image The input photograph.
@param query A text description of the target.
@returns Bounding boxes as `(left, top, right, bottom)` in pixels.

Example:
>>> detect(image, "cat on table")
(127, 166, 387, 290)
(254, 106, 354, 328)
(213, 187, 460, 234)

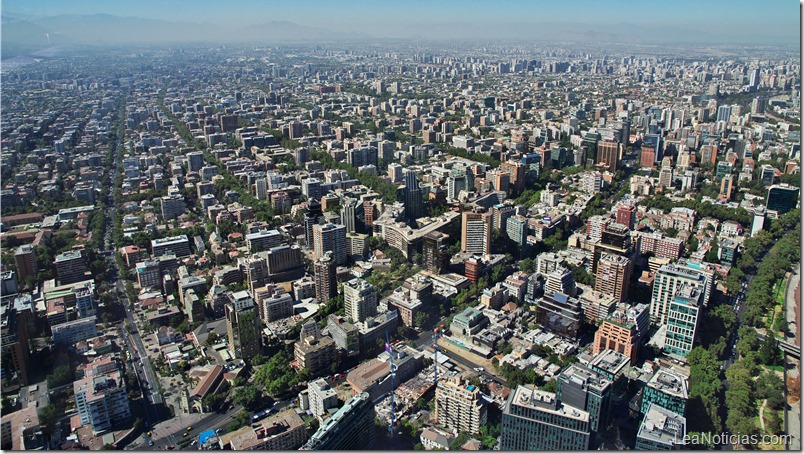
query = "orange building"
(592, 303, 649, 365)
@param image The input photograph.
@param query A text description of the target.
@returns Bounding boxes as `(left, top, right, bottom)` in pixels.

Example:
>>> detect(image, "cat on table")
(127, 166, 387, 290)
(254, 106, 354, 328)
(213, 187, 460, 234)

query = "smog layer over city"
(0, 0, 801, 451)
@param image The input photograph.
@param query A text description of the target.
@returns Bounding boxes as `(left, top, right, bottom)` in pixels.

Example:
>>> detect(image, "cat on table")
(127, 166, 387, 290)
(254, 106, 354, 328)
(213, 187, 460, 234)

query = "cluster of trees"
(46, 365, 74, 389)
(253, 348, 309, 396)
(513, 188, 543, 208)
(724, 347, 785, 443)
(202, 392, 227, 413)
(639, 194, 753, 225)
(493, 346, 576, 390)
(569, 264, 595, 287)
(741, 227, 800, 327)
(688, 307, 784, 441)
(232, 384, 261, 411)
(686, 347, 724, 433)
(310, 150, 399, 203)
(434, 144, 501, 168)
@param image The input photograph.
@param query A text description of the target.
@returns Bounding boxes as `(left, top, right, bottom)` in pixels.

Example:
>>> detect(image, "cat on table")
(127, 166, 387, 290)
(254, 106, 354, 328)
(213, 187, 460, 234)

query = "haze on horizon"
(2, 0, 801, 58)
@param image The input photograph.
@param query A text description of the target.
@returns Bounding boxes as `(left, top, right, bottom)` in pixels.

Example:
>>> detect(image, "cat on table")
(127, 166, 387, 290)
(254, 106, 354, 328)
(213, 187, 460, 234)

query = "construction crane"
(385, 331, 396, 435)
(431, 325, 445, 386)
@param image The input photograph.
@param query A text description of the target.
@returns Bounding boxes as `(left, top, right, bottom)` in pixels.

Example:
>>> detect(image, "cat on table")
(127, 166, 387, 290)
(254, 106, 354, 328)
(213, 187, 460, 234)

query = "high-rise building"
(314, 252, 337, 304)
(345, 232, 370, 259)
(640, 368, 689, 416)
(447, 174, 467, 200)
(254, 287, 293, 323)
(161, 194, 186, 220)
(151, 235, 192, 258)
(749, 68, 761, 88)
(556, 364, 612, 440)
(544, 266, 576, 298)
(343, 278, 377, 323)
(586, 215, 608, 243)
(308, 378, 339, 421)
(387, 163, 404, 183)
(600, 222, 632, 250)
(596, 141, 620, 173)
(1, 298, 32, 385)
(635, 404, 686, 450)
(506, 216, 528, 246)
(302, 178, 322, 200)
(650, 263, 711, 325)
(616, 204, 636, 230)
(751, 206, 766, 237)
(14, 245, 36, 283)
(254, 178, 268, 201)
(719, 174, 735, 201)
(435, 376, 488, 435)
(75, 284, 95, 318)
(491, 203, 516, 230)
(664, 284, 702, 358)
(295, 335, 336, 377)
(304, 198, 324, 247)
(340, 200, 357, 233)
(501, 160, 526, 194)
(422, 231, 449, 273)
(700, 144, 718, 166)
(461, 209, 492, 256)
(301, 392, 375, 450)
(226, 410, 309, 450)
(226, 291, 261, 361)
(501, 385, 591, 451)
(186, 151, 205, 172)
(766, 184, 799, 214)
(74, 370, 132, 434)
(716, 105, 732, 123)
(404, 170, 423, 224)
(54, 250, 87, 286)
(136, 260, 162, 291)
(536, 292, 582, 338)
(638, 232, 684, 261)
(313, 223, 347, 266)
(246, 228, 282, 253)
(593, 303, 650, 365)
(595, 254, 632, 303)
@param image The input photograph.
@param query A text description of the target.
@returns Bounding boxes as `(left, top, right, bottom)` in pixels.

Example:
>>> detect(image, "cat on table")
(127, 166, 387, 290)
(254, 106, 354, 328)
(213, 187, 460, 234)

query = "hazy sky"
(4, 0, 801, 42)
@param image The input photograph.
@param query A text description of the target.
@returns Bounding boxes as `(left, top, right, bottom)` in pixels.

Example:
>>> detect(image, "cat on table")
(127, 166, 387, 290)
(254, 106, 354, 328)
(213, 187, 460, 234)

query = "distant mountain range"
(1, 13, 368, 58)
(1, 12, 797, 59)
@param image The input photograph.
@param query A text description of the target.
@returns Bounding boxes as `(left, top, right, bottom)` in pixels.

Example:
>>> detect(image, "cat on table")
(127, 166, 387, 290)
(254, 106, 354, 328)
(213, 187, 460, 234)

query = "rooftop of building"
(191, 365, 223, 398)
(560, 363, 612, 391)
(228, 409, 305, 450)
(305, 392, 370, 445)
(647, 368, 689, 399)
(588, 349, 630, 375)
(73, 370, 125, 402)
(151, 235, 189, 245)
(346, 358, 390, 392)
(509, 385, 590, 422)
(637, 403, 686, 447)
(0, 405, 42, 451)
(296, 335, 335, 354)
(54, 249, 83, 262)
